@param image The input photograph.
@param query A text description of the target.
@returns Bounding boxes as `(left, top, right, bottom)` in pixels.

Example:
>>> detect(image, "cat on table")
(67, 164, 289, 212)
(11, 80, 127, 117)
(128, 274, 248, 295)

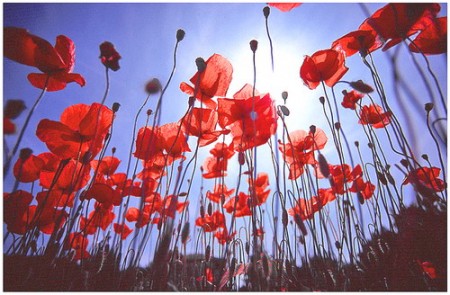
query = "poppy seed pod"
(146, 109, 153, 116)
(400, 159, 409, 168)
(282, 91, 288, 102)
(263, 6, 270, 18)
(421, 154, 429, 161)
(195, 57, 207, 73)
(112, 102, 121, 113)
(112, 147, 116, 154)
(176, 29, 185, 42)
(145, 78, 162, 94)
(425, 102, 434, 112)
(334, 122, 341, 130)
(309, 125, 316, 134)
(319, 96, 325, 104)
(354, 141, 359, 147)
(19, 148, 33, 160)
(250, 39, 258, 52)
(349, 80, 374, 93)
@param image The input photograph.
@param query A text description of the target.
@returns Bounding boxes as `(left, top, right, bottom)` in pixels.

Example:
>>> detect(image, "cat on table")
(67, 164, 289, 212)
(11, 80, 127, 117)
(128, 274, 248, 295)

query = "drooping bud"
(181, 222, 190, 244)
(349, 80, 374, 93)
(377, 171, 387, 185)
(425, 102, 434, 112)
(250, 39, 258, 52)
(279, 105, 290, 116)
(207, 202, 213, 216)
(400, 159, 409, 168)
(145, 78, 162, 94)
(263, 6, 270, 18)
(195, 57, 207, 73)
(357, 192, 365, 205)
(176, 29, 185, 42)
(19, 148, 33, 161)
(318, 153, 330, 178)
(319, 96, 325, 104)
(112, 102, 121, 113)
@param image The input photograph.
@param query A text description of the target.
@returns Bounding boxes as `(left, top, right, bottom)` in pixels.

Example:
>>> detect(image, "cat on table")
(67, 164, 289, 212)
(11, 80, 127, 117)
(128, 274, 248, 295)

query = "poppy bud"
(112, 102, 121, 113)
(334, 122, 341, 130)
(424, 102, 434, 112)
(200, 205, 205, 218)
(207, 202, 213, 216)
(250, 39, 258, 52)
(181, 222, 190, 244)
(188, 96, 196, 107)
(238, 151, 245, 165)
(309, 125, 316, 134)
(421, 154, 429, 161)
(195, 57, 207, 73)
(377, 171, 387, 185)
(342, 89, 348, 96)
(368, 142, 373, 149)
(386, 171, 395, 185)
(282, 209, 288, 227)
(294, 214, 307, 236)
(318, 153, 330, 178)
(205, 245, 211, 262)
(354, 141, 359, 147)
(19, 148, 32, 160)
(176, 29, 185, 42)
(357, 192, 365, 205)
(319, 96, 325, 104)
(349, 80, 374, 93)
(146, 109, 153, 116)
(335, 241, 341, 249)
(112, 147, 116, 154)
(145, 78, 162, 94)
(400, 159, 409, 168)
(179, 192, 188, 197)
(279, 105, 290, 116)
(263, 6, 270, 18)
(281, 91, 288, 103)
(4, 99, 26, 119)
(99, 41, 121, 71)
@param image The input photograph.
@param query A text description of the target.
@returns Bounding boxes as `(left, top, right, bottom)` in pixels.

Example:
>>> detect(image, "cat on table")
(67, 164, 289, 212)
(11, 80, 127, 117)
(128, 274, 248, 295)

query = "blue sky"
(3, 2, 447, 263)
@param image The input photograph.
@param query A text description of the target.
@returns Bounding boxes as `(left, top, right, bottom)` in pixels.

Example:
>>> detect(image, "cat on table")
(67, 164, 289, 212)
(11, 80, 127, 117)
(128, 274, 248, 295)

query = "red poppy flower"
(409, 17, 447, 55)
(180, 54, 233, 109)
(91, 156, 121, 178)
(249, 172, 271, 206)
(99, 41, 121, 71)
(349, 177, 375, 200)
(218, 86, 277, 151)
(196, 267, 214, 284)
(202, 143, 235, 179)
(288, 197, 321, 221)
(4, 27, 86, 91)
(279, 128, 328, 179)
(268, 3, 301, 12)
(39, 157, 91, 192)
(214, 229, 236, 244)
(358, 104, 391, 129)
(80, 202, 116, 233)
(332, 29, 382, 57)
(64, 232, 90, 260)
(359, 3, 441, 51)
(403, 166, 445, 193)
(36, 189, 75, 208)
(161, 195, 189, 219)
(4, 190, 34, 234)
(182, 107, 228, 147)
(113, 223, 133, 240)
(195, 210, 226, 232)
(36, 103, 113, 160)
(13, 153, 45, 183)
(33, 203, 68, 235)
(134, 123, 191, 161)
(328, 163, 354, 194)
(223, 192, 252, 217)
(80, 182, 123, 206)
(206, 183, 235, 203)
(126, 206, 155, 228)
(300, 49, 348, 90)
(417, 260, 438, 279)
(341, 90, 364, 110)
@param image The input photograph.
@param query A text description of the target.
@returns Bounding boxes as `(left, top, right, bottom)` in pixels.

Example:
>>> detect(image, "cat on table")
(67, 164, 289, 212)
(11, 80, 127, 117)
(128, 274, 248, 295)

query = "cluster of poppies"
(3, 2, 447, 261)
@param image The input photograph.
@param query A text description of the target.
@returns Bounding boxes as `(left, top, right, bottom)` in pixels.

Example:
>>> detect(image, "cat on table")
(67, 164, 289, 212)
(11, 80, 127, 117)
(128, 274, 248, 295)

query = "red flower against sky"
(409, 16, 447, 55)
(300, 49, 348, 89)
(80, 182, 123, 206)
(195, 210, 226, 232)
(113, 223, 133, 240)
(64, 232, 90, 260)
(248, 172, 271, 206)
(332, 29, 382, 57)
(403, 166, 445, 193)
(202, 143, 235, 179)
(279, 128, 328, 179)
(223, 192, 252, 217)
(206, 183, 235, 203)
(288, 188, 336, 221)
(328, 163, 361, 194)
(358, 104, 392, 129)
(80, 202, 116, 234)
(13, 153, 45, 183)
(91, 156, 121, 179)
(36, 103, 113, 160)
(36, 189, 75, 208)
(268, 3, 301, 12)
(359, 3, 441, 51)
(218, 85, 277, 151)
(4, 27, 85, 91)
(99, 41, 121, 71)
(214, 228, 236, 245)
(341, 90, 364, 110)
(4, 190, 34, 234)
(134, 123, 191, 161)
(182, 107, 229, 147)
(180, 53, 233, 109)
